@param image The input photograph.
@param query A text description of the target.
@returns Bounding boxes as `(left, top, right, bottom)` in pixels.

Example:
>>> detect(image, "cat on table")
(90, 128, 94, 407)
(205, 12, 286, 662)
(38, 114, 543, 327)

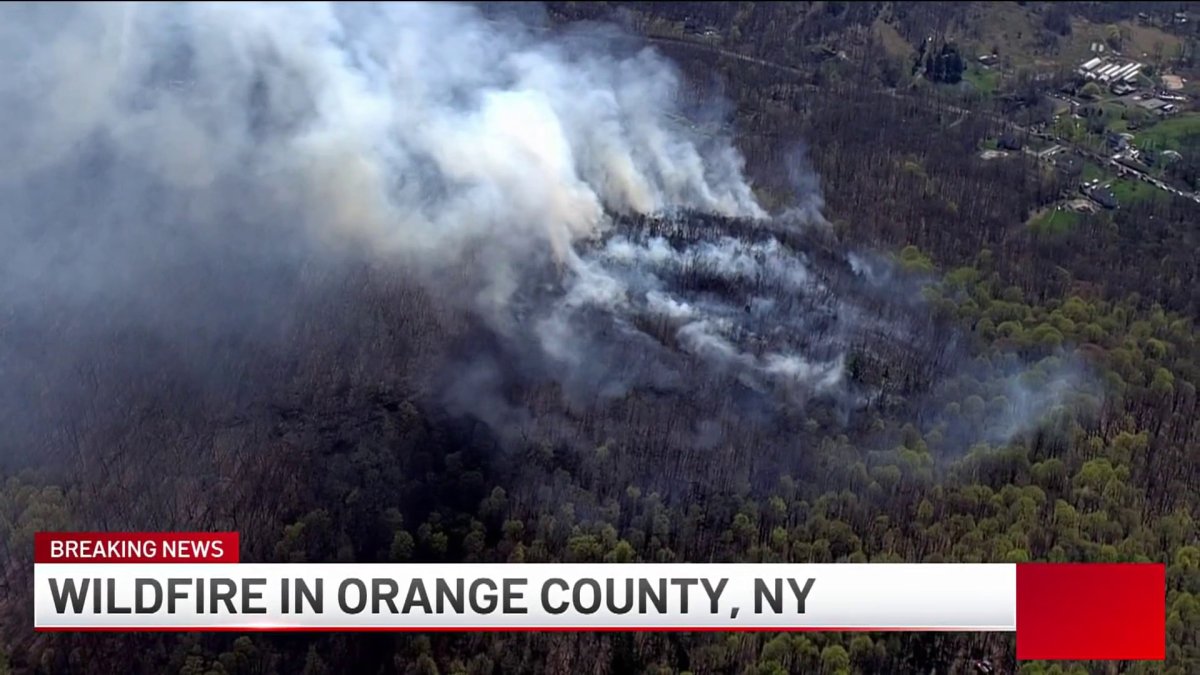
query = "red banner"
(34, 532, 239, 564)
(1016, 563, 1165, 660)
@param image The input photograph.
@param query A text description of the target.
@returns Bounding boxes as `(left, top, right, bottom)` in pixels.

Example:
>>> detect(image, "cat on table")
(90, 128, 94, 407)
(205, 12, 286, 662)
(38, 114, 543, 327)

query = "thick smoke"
(1, 2, 769, 359)
(2, 2, 760, 288)
(0, 2, 1092, 464)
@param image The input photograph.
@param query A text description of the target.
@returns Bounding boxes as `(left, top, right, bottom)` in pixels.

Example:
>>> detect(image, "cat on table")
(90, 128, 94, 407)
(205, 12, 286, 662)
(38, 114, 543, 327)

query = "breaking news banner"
(34, 533, 1165, 661)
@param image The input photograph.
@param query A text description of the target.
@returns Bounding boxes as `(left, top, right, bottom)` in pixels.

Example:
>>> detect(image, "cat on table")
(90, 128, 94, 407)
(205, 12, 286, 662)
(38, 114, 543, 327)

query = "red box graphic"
(1016, 563, 1165, 660)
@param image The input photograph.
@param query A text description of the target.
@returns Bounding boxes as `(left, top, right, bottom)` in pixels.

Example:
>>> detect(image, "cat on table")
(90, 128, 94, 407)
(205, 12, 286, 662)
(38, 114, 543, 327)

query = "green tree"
(820, 644, 851, 675)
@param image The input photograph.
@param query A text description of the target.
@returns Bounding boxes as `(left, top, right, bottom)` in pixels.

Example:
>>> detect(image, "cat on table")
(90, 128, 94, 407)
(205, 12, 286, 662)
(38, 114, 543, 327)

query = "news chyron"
(33, 532, 1165, 661)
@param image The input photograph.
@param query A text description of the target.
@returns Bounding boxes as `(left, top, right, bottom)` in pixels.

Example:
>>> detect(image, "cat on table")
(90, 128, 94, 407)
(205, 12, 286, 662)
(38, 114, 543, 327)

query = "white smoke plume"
(1, 2, 798, 389)
(0, 1, 1087, 450)
(1, 2, 762, 286)
(4, 2, 871, 411)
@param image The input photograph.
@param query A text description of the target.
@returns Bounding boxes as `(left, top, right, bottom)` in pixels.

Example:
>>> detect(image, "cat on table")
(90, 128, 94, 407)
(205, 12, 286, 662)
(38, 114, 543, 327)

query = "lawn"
(1135, 113, 1200, 151)
(962, 3, 1043, 67)
(963, 65, 1000, 96)
(1029, 207, 1081, 236)
(1109, 178, 1166, 205)
(1081, 162, 1108, 182)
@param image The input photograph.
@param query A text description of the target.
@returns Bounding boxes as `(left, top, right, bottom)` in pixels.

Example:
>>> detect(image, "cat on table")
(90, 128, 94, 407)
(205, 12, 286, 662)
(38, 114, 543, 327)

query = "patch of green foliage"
(1109, 178, 1165, 205)
(1136, 113, 1200, 151)
(1030, 207, 1081, 236)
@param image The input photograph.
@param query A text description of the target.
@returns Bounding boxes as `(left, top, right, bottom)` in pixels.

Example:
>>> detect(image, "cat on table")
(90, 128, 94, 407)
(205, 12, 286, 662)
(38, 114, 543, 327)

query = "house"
(1137, 97, 1177, 115)
(1115, 153, 1148, 173)
(1110, 82, 1136, 96)
(998, 133, 1023, 151)
(1091, 187, 1119, 209)
(1082, 184, 1119, 209)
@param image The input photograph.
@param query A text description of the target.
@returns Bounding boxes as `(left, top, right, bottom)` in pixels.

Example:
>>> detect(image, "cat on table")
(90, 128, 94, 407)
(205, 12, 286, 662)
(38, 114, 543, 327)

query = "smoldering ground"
(0, 2, 1094, 478)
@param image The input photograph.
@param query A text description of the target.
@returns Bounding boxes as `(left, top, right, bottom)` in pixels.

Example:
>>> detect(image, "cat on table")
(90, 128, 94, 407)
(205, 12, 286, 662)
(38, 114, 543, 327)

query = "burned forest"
(1, 2, 1198, 675)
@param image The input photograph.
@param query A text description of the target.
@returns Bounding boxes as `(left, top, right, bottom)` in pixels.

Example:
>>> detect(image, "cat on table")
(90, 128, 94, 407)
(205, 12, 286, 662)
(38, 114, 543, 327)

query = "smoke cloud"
(2, 2, 761, 288)
(0, 2, 772, 363)
(0, 1, 1093, 464)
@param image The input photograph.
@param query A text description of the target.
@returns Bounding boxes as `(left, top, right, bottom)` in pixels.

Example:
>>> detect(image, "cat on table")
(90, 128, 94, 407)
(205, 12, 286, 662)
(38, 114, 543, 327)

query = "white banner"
(35, 563, 1016, 630)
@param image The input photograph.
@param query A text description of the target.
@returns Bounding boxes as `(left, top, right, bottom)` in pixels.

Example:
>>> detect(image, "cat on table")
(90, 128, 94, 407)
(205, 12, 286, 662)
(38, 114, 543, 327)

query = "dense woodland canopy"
(2, 3, 1199, 675)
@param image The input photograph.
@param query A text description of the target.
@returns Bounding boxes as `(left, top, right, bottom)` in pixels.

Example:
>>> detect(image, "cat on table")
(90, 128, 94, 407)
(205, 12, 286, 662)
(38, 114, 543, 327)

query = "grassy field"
(872, 19, 913, 59)
(1110, 177, 1166, 205)
(1081, 162, 1108, 181)
(1136, 113, 1200, 151)
(1061, 19, 1182, 67)
(1029, 206, 1082, 236)
(960, 3, 1044, 67)
(963, 64, 1000, 96)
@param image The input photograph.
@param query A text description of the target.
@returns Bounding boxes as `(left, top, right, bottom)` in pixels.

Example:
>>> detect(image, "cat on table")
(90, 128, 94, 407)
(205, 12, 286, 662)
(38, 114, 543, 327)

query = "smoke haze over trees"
(0, 1, 1090, 462)
(0, 2, 1197, 674)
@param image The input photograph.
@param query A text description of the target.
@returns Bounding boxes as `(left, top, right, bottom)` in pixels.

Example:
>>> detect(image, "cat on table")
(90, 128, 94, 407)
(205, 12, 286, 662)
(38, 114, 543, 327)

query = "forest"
(1, 3, 1198, 675)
